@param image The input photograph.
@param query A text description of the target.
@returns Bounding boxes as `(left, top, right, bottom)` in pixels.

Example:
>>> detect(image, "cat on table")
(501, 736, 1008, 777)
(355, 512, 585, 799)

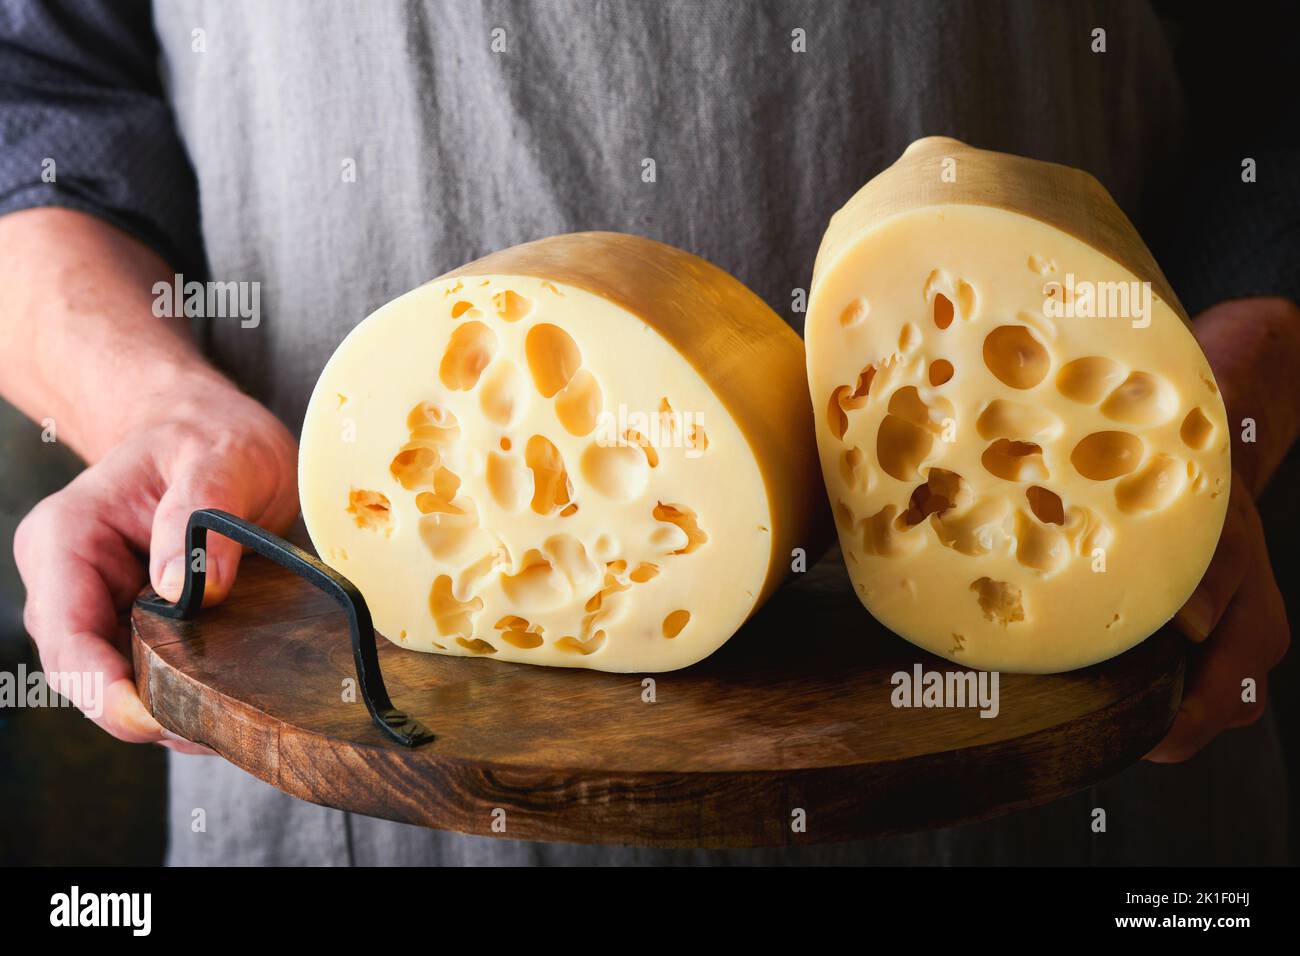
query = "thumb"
(149, 472, 250, 605)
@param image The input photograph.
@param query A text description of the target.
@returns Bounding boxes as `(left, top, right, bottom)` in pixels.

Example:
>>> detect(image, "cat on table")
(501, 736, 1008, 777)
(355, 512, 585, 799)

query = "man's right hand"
(13, 389, 299, 753)
(0, 208, 301, 753)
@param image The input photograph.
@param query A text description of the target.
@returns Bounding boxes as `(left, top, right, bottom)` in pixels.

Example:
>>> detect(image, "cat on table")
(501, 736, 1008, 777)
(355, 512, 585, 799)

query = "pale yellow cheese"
(300, 232, 821, 672)
(806, 138, 1230, 673)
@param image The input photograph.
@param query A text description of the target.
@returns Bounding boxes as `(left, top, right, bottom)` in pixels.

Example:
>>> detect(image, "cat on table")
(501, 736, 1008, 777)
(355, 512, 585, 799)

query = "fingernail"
(1176, 590, 1216, 643)
(158, 556, 186, 599)
(120, 688, 164, 737)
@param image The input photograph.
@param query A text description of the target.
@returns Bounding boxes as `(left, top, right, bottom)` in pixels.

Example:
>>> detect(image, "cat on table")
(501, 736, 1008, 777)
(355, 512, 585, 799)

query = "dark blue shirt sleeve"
(0, 0, 203, 274)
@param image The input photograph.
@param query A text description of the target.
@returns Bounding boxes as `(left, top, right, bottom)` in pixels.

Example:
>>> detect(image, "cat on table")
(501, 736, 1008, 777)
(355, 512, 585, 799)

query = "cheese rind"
(300, 232, 822, 672)
(806, 138, 1230, 673)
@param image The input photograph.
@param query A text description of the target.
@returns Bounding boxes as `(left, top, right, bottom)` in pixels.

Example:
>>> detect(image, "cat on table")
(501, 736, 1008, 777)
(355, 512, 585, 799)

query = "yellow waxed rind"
(805, 139, 1230, 673)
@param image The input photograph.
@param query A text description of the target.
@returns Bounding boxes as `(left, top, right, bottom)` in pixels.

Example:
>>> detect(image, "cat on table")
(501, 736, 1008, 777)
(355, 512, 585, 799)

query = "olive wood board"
(131, 551, 1183, 848)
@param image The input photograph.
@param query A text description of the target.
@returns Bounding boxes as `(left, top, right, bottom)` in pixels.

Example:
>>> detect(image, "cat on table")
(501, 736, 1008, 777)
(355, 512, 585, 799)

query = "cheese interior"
(299, 237, 811, 673)
(807, 201, 1230, 672)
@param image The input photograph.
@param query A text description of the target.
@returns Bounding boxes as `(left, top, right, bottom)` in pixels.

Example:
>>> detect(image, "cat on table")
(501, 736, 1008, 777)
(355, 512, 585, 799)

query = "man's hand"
(13, 390, 298, 752)
(0, 208, 299, 753)
(1155, 470, 1290, 760)
(1151, 297, 1299, 761)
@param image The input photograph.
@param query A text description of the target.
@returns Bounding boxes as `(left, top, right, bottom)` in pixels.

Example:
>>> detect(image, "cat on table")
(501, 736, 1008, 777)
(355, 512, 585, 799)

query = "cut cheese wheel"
(806, 137, 1231, 673)
(300, 232, 822, 672)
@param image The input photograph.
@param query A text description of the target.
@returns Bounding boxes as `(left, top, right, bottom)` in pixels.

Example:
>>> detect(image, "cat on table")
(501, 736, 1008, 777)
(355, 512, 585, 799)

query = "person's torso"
(154, 0, 1184, 431)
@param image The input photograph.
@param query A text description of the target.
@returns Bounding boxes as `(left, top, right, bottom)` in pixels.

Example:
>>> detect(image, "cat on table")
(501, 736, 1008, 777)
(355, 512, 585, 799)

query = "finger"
(24, 474, 155, 611)
(23, 535, 218, 750)
(14, 491, 175, 743)
(30, 618, 167, 743)
(1173, 477, 1250, 643)
(148, 467, 251, 605)
(1149, 509, 1289, 762)
(42, 633, 164, 744)
(1148, 593, 1277, 763)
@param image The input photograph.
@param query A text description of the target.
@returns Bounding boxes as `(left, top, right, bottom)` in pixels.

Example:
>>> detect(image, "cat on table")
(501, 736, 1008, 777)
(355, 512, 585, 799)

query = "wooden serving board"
(131, 551, 1183, 848)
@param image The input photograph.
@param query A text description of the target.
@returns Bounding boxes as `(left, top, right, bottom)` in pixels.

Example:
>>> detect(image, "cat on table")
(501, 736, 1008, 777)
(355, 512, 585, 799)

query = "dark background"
(1, 3, 1296, 865)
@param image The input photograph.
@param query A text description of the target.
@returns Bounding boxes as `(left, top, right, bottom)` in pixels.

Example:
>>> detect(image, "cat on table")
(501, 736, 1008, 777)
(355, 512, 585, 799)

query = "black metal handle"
(134, 509, 435, 747)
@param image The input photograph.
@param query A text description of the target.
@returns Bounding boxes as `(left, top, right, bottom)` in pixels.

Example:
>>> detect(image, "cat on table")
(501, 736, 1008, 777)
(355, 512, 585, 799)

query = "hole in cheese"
(347, 489, 392, 532)
(526, 323, 582, 398)
(928, 358, 954, 386)
(440, 321, 496, 391)
(981, 439, 1048, 482)
(652, 502, 708, 554)
(662, 609, 691, 639)
(1115, 454, 1186, 514)
(1056, 356, 1124, 405)
(1025, 485, 1065, 525)
(492, 289, 534, 323)
(840, 296, 870, 327)
(525, 435, 574, 515)
(1099, 371, 1177, 426)
(983, 325, 1050, 390)
(479, 360, 527, 427)
(554, 369, 602, 436)
(933, 293, 954, 330)
(1180, 406, 1215, 450)
(970, 577, 1025, 626)
(974, 399, 1061, 443)
(1070, 430, 1143, 481)
(897, 468, 966, 528)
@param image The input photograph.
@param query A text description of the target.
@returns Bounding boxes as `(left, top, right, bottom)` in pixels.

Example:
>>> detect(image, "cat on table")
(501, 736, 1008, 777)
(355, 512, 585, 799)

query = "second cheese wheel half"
(300, 232, 822, 673)
(806, 138, 1231, 673)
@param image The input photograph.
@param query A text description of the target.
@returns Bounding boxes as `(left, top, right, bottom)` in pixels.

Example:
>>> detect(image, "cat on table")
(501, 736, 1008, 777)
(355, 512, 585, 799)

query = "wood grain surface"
(132, 550, 1183, 848)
